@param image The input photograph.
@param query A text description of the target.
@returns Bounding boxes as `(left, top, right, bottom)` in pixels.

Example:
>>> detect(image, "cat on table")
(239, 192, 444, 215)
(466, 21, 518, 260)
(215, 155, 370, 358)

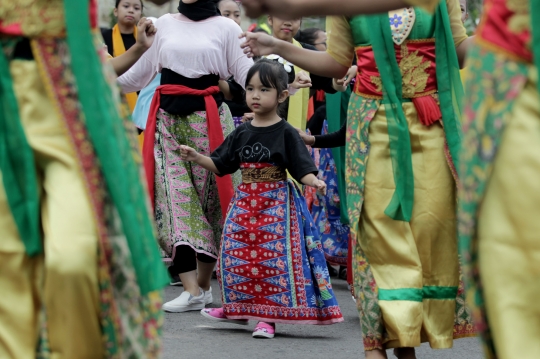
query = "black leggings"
(170, 245, 216, 275)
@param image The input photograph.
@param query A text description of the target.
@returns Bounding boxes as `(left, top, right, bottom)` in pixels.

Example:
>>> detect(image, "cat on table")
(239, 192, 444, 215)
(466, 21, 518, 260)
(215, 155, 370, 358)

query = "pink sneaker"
(252, 322, 275, 339)
(200, 308, 249, 326)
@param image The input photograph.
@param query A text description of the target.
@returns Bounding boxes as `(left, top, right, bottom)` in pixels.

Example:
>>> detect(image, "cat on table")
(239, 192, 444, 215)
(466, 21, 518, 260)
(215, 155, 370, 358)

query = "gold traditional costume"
(0, 1, 168, 358)
(325, 0, 475, 350)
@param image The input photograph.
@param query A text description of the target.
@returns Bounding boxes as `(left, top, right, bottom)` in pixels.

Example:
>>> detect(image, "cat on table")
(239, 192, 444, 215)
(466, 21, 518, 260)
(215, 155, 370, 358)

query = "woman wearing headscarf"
(118, 0, 254, 313)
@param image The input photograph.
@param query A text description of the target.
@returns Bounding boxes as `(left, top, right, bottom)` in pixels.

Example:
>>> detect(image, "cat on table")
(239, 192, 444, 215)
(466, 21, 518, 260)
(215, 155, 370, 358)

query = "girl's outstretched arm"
(241, 32, 349, 79)
(301, 174, 327, 196)
(180, 145, 220, 174)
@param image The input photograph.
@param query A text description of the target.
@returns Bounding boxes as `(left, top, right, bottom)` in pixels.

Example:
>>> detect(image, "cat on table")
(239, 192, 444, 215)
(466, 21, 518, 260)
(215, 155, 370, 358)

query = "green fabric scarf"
(0, 43, 42, 256)
(64, 1, 168, 295)
(326, 90, 350, 225)
(366, 3, 462, 222)
(532, 0, 540, 96)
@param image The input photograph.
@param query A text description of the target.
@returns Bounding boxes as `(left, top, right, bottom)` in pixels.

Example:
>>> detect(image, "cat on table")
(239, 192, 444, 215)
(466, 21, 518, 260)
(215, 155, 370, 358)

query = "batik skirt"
(154, 106, 239, 262)
(304, 121, 350, 266)
(218, 163, 344, 325)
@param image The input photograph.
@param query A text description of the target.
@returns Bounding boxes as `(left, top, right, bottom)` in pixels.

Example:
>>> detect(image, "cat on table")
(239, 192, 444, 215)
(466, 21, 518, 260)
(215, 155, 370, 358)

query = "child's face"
(115, 0, 142, 27)
(219, 0, 242, 26)
(245, 72, 286, 116)
(268, 16, 301, 43)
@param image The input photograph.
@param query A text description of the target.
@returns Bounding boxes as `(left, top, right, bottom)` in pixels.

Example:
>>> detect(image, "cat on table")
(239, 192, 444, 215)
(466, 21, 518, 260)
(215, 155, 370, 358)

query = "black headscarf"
(178, 0, 221, 21)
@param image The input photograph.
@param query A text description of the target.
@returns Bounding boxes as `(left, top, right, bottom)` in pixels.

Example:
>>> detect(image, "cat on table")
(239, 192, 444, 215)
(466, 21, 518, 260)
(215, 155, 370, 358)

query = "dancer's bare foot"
(365, 349, 388, 359)
(393, 347, 416, 359)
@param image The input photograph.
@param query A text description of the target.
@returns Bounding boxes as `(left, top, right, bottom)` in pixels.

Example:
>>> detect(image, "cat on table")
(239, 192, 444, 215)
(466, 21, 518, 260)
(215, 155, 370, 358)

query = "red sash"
(354, 40, 442, 126)
(142, 84, 234, 217)
(477, 0, 532, 63)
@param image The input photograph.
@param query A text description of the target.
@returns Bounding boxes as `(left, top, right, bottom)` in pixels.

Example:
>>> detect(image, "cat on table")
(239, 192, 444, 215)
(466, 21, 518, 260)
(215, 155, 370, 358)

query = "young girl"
(242, 2, 475, 357)
(102, 0, 144, 112)
(180, 59, 344, 339)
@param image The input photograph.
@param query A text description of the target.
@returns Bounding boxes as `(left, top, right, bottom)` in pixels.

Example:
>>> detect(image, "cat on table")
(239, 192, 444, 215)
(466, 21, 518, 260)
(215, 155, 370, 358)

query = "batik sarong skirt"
(218, 163, 344, 325)
(154, 106, 238, 262)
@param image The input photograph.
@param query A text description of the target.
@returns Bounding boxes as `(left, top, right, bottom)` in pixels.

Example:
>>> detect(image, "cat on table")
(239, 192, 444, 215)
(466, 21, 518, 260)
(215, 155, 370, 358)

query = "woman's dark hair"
(294, 28, 323, 46)
(245, 59, 289, 114)
(115, 0, 144, 8)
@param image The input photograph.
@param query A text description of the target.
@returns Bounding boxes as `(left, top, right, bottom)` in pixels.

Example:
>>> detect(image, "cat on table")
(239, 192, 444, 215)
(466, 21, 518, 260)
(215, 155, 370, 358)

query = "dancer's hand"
(313, 179, 327, 196)
(291, 71, 312, 90)
(180, 145, 200, 162)
(135, 17, 157, 51)
(295, 128, 315, 146)
(334, 65, 357, 87)
(240, 32, 277, 58)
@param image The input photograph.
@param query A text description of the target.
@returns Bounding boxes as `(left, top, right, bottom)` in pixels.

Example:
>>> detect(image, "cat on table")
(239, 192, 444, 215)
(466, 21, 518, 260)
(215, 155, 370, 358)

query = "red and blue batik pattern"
(305, 121, 350, 266)
(217, 163, 344, 325)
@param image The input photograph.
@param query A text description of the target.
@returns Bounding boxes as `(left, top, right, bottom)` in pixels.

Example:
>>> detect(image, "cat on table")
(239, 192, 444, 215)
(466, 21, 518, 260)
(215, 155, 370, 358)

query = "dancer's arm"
(180, 145, 220, 174)
(240, 0, 439, 19)
(109, 18, 156, 76)
(241, 32, 349, 79)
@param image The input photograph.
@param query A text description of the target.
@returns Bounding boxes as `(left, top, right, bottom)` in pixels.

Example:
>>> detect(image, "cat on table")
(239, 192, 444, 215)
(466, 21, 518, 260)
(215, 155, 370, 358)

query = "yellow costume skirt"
(346, 95, 473, 351)
(0, 60, 102, 359)
(477, 67, 540, 359)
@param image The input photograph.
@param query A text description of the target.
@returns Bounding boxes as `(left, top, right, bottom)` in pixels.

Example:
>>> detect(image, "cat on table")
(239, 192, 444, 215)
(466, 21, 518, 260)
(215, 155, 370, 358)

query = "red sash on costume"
(477, 0, 532, 62)
(142, 84, 234, 217)
(354, 40, 442, 126)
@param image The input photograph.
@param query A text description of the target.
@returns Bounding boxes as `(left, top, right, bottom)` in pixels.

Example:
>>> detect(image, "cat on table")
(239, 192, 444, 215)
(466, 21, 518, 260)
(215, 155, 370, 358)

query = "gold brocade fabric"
(477, 68, 540, 359)
(0, 0, 65, 37)
(241, 166, 287, 183)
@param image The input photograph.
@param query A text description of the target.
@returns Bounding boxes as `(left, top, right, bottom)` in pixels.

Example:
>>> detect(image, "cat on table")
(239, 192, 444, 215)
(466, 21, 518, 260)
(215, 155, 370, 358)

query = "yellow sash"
(287, 39, 310, 131)
(112, 24, 138, 112)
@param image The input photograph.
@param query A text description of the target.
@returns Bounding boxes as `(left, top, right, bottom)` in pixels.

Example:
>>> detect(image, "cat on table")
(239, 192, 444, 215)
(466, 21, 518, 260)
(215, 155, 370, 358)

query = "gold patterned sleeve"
(403, 0, 440, 13)
(446, 0, 468, 47)
(326, 16, 355, 68)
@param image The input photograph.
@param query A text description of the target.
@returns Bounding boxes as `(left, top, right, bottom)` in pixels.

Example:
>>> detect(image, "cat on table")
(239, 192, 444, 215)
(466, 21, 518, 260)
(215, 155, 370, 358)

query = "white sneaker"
(203, 287, 213, 305)
(162, 290, 205, 313)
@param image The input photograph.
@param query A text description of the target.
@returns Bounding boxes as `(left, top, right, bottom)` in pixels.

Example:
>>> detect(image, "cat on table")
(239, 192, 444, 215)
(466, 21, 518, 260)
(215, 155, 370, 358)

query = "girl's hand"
(242, 112, 255, 123)
(240, 32, 277, 58)
(313, 178, 327, 196)
(295, 128, 315, 146)
(291, 71, 312, 90)
(180, 145, 200, 162)
(135, 17, 157, 51)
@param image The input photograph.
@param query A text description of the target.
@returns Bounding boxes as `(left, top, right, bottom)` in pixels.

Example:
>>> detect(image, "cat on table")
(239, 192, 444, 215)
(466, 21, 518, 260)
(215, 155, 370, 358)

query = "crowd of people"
(0, 0, 537, 358)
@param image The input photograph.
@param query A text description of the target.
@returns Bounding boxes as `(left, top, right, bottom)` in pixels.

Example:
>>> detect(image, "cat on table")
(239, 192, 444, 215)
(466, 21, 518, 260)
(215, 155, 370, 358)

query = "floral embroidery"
(369, 43, 431, 97)
(389, 14, 403, 28)
(0, 0, 65, 37)
(400, 44, 431, 97)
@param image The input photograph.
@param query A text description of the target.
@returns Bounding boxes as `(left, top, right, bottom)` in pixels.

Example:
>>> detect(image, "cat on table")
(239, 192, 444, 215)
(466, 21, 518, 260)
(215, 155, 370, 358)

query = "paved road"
(162, 279, 484, 359)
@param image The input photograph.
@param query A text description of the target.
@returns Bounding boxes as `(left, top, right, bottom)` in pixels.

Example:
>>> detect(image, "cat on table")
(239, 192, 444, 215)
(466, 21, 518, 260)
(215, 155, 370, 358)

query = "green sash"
(366, 3, 462, 222)
(0, 43, 42, 256)
(532, 0, 540, 95)
(326, 90, 350, 225)
(63, 1, 168, 295)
